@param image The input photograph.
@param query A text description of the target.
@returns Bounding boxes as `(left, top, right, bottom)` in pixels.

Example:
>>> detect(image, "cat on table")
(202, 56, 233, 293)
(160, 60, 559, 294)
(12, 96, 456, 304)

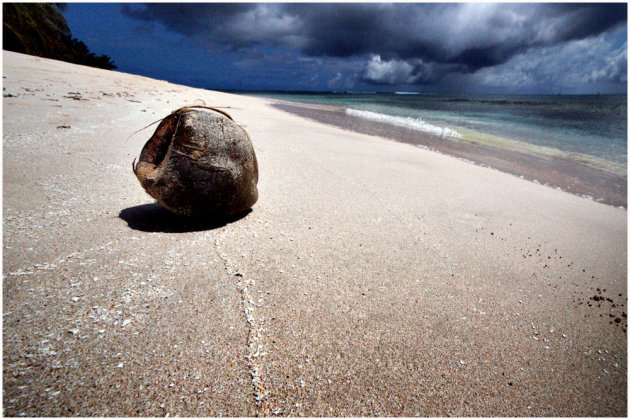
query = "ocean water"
(245, 92, 627, 178)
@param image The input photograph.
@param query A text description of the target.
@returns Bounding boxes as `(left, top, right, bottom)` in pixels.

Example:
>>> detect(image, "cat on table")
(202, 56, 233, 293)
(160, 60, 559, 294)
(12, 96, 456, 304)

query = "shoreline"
(269, 100, 627, 208)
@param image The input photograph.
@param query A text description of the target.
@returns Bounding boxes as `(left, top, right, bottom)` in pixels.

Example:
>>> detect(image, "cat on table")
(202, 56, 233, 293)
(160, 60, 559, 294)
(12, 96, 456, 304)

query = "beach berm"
(3, 51, 627, 416)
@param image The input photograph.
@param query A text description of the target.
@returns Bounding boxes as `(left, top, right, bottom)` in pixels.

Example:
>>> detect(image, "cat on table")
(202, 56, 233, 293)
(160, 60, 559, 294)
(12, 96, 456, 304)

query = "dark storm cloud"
(540, 3, 626, 42)
(283, 3, 398, 57)
(121, 3, 253, 36)
(121, 3, 627, 85)
(121, 3, 303, 50)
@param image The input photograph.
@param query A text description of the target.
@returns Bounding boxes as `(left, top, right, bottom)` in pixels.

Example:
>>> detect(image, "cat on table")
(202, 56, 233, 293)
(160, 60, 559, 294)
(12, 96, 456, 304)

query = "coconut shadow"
(119, 203, 252, 233)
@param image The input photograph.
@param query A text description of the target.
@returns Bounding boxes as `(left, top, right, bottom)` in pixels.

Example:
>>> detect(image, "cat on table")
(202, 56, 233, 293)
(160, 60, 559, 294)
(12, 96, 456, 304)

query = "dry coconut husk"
(133, 106, 258, 217)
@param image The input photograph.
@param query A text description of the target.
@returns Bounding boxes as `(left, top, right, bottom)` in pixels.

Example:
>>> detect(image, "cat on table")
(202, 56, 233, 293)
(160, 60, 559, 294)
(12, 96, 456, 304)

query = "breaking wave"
(345, 108, 462, 139)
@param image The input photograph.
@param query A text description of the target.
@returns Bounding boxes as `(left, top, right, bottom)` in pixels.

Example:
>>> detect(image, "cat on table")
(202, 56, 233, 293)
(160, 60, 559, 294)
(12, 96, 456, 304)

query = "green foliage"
(3, 3, 116, 70)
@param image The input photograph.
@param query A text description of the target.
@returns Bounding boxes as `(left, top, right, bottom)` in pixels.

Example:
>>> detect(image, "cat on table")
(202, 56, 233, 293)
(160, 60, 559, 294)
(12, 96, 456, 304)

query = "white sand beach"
(2, 51, 627, 416)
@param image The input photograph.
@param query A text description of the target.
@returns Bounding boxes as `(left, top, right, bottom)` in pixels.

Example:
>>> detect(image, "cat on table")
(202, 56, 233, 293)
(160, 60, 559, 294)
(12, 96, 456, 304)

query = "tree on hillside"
(3, 3, 116, 70)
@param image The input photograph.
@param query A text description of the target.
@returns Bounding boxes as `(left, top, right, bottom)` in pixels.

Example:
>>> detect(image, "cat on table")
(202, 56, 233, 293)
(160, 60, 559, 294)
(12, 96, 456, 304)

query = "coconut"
(133, 106, 258, 218)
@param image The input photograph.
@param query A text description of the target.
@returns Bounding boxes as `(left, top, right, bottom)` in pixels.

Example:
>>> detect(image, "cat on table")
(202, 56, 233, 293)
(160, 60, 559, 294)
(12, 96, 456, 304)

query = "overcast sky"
(63, 3, 627, 94)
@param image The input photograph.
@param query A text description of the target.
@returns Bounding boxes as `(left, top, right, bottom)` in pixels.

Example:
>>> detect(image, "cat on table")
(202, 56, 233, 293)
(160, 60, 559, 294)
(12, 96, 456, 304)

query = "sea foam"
(345, 108, 462, 139)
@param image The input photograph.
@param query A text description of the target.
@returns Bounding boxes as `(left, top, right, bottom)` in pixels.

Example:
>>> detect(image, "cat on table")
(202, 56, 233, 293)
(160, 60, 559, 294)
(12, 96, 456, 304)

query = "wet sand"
(273, 102, 627, 208)
(3, 51, 627, 416)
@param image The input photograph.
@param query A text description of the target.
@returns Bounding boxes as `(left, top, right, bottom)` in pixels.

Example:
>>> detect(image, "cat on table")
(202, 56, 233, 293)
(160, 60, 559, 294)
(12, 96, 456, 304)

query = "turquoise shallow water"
(243, 92, 627, 177)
